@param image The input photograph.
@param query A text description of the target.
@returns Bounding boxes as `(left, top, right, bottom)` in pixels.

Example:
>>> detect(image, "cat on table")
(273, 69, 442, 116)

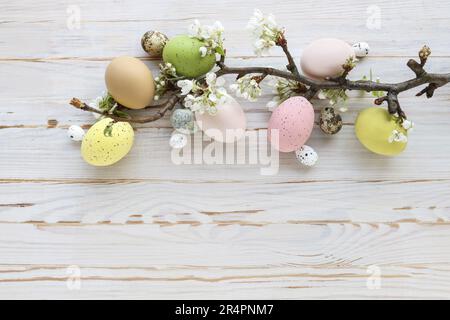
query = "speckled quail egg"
(295, 145, 318, 167)
(320, 106, 343, 134)
(171, 108, 198, 134)
(141, 31, 169, 57)
(67, 125, 85, 141)
(169, 132, 188, 149)
(352, 42, 370, 57)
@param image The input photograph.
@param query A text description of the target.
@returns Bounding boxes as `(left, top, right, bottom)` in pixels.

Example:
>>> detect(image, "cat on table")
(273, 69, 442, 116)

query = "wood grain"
(1, 0, 450, 299)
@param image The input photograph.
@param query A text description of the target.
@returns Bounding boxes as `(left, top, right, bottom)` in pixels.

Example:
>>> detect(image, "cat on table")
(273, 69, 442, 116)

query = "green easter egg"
(163, 35, 216, 78)
(355, 107, 407, 156)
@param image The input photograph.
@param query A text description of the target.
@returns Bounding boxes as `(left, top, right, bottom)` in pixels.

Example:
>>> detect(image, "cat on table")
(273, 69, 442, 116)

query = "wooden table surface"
(1, 0, 450, 299)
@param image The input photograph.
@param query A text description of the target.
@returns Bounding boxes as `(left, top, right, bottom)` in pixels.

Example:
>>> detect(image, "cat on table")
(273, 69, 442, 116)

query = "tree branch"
(216, 44, 450, 118)
(69, 95, 180, 123)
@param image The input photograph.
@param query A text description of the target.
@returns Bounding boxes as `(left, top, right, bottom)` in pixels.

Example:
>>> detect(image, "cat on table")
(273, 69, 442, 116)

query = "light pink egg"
(300, 38, 355, 79)
(195, 96, 247, 143)
(268, 96, 315, 152)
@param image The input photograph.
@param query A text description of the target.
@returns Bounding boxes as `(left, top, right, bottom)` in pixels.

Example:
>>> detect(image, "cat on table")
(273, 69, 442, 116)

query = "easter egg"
(195, 96, 247, 143)
(268, 96, 315, 152)
(171, 108, 198, 134)
(295, 145, 318, 167)
(320, 106, 342, 134)
(300, 38, 355, 79)
(81, 118, 134, 166)
(355, 107, 407, 156)
(67, 125, 85, 141)
(163, 35, 216, 78)
(105, 56, 155, 109)
(141, 30, 169, 57)
(352, 42, 370, 57)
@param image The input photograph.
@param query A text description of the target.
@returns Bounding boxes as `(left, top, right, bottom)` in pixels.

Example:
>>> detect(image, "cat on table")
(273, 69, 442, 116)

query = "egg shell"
(141, 31, 169, 57)
(105, 56, 155, 109)
(355, 107, 407, 156)
(195, 96, 247, 143)
(300, 38, 355, 79)
(320, 106, 343, 134)
(171, 108, 198, 134)
(352, 42, 370, 57)
(268, 96, 315, 152)
(295, 145, 318, 167)
(67, 125, 85, 141)
(81, 118, 134, 166)
(163, 35, 216, 78)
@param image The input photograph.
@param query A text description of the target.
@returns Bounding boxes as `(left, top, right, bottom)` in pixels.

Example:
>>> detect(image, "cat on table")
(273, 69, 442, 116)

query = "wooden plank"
(0, 222, 449, 298)
(1, 57, 450, 128)
(1, 124, 450, 181)
(1, 0, 450, 300)
(0, 180, 449, 224)
(1, 0, 450, 58)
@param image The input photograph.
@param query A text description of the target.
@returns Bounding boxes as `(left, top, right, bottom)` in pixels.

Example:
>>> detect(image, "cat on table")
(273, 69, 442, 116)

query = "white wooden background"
(1, 0, 450, 299)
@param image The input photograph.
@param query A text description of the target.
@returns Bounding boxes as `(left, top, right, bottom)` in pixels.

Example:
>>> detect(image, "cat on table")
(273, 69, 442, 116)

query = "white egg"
(170, 132, 188, 149)
(352, 42, 370, 57)
(67, 125, 85, 141)
(295, 145, 318, 167)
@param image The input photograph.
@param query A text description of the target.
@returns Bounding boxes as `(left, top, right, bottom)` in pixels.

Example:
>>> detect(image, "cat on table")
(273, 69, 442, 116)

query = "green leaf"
(215, 47, 225, 56)
(113, 110, 131, 119)
(103, 121, 114, 137)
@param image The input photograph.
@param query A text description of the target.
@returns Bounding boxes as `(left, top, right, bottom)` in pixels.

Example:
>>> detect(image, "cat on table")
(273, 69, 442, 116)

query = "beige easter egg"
(105, 56, 155, 109)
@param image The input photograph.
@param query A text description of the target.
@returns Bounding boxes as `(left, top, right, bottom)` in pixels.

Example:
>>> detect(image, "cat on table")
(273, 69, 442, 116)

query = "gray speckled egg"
(141, 31, 169, 57)
(170, 108, 198, 134)
(320, 107, 343, 134)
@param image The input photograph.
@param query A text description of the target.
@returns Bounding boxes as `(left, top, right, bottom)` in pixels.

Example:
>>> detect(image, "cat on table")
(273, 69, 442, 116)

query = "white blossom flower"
(155, 62, 179, 99)
(388, 130, 408, 143)
(229, 74, 262, 102)
(177, 79, 195, 95)
(182, 72, 229, 115)
(317, 91, 327, 100)
(188, 20, 225, 56)
(402, 119, 414, 132)
(266, 97, 281, 111)
(247, 9, 283, 56)
(199, 46, 208, 57)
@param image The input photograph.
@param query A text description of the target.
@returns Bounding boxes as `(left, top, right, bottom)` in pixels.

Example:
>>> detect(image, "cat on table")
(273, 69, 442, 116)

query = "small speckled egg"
(320, 106, 343, 134)
(141, 31, 169, 57)
(67, 125, 85, 141)
(170, 132, 188, 149)
(81, 118, 134, 166)
(105, 56, 155, 109)
(300, 38, 355, 79)
(268, 96, 315, 152)
(295, 145, 318, 167)
(170, 108, 198, 134)
(163, 35, 216, 78)
(195, 96, 247, 143)
(352, 42, 370, 57)
(355, 107, 407, 156)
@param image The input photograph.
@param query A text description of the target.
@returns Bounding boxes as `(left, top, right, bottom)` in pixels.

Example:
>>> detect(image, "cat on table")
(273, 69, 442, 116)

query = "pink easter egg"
(300, 38, 355, 79)
(268, 96, 315, 152)
(195, 96, 247, 143)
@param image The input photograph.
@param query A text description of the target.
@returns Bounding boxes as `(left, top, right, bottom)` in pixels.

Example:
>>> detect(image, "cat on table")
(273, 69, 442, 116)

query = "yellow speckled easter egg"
(81, 118, 134, 166)
(355, 107, 407, 156)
